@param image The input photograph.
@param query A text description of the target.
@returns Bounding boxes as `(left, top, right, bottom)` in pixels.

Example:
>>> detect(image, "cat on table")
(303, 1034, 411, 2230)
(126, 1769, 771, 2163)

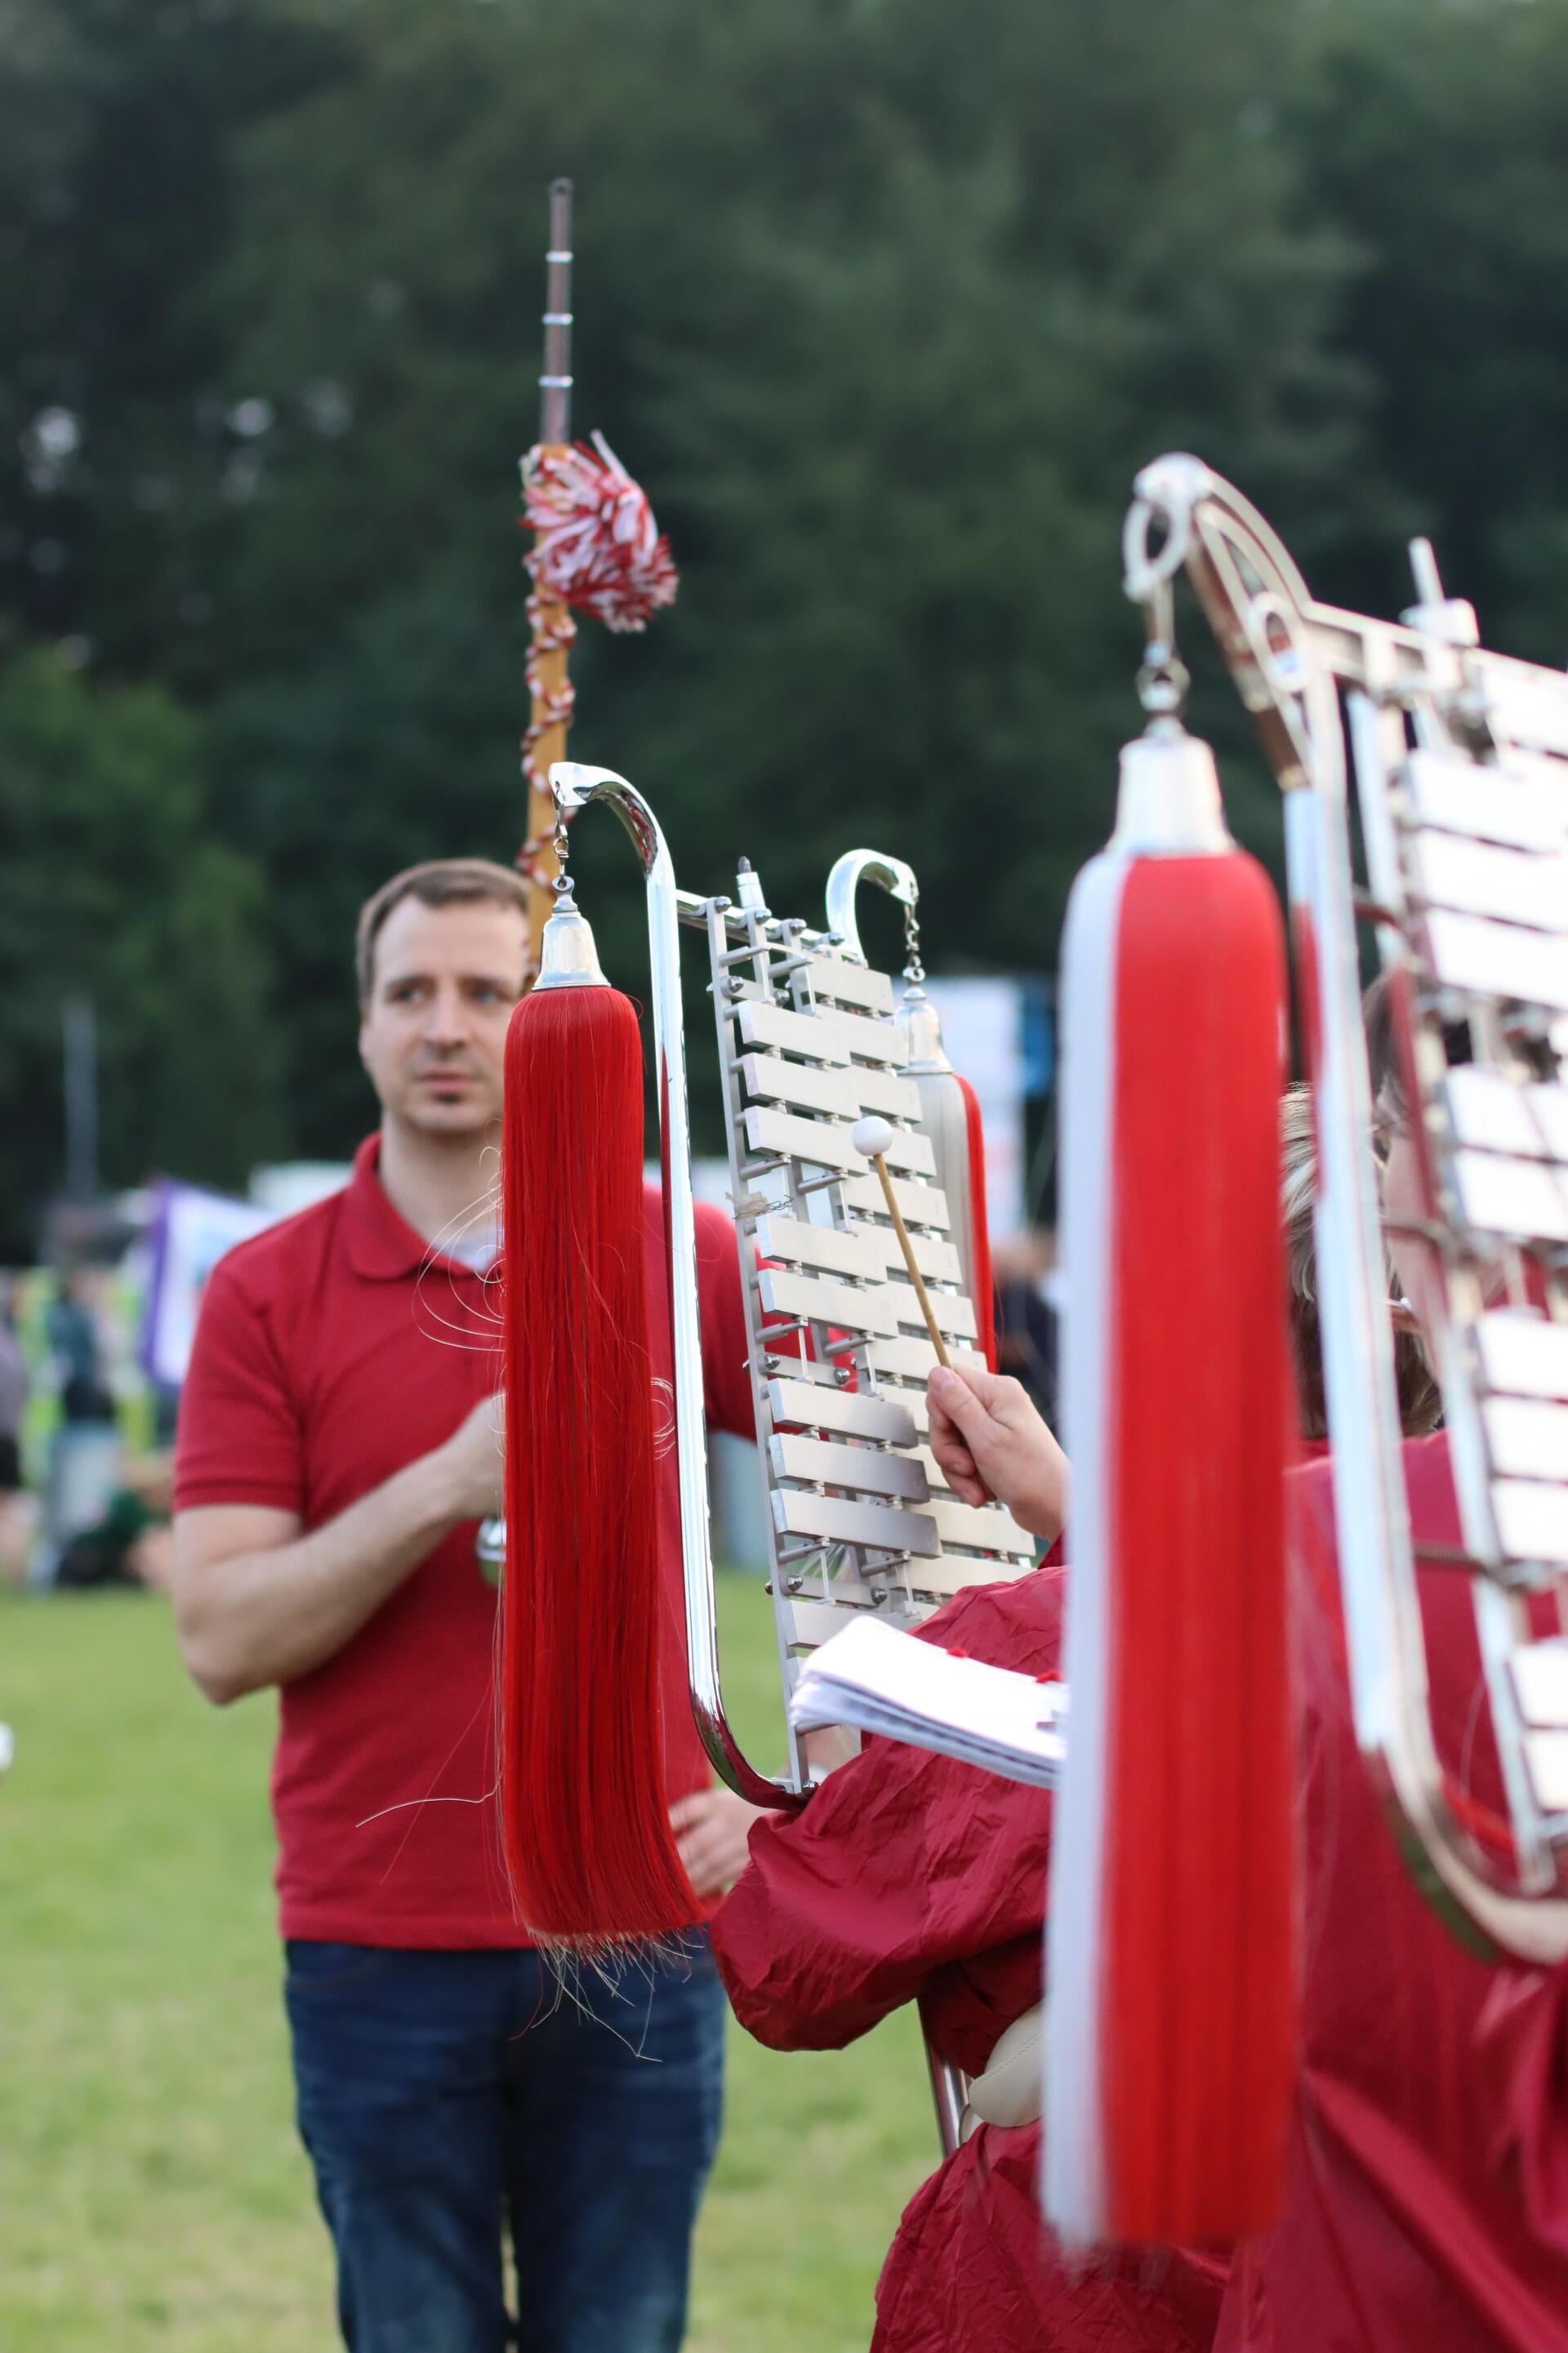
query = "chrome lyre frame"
(1125, 454, 1568, 1963)
(550, 776, 996, 2156)
(823, 846, 977, 2147)
(824, 849, 918, 960)
(549, 759, 790, 1810)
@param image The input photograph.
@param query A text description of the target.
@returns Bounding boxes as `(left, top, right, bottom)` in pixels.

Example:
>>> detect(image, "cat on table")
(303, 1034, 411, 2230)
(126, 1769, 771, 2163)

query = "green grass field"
(0, 1580, 931, 2352)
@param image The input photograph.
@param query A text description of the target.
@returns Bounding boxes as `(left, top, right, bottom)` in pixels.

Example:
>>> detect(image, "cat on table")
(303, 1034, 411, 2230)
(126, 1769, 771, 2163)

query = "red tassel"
(1047, 776, 1295, 2244)
(956, 1073, 997, 1371)
(498, 981, 700, 1945)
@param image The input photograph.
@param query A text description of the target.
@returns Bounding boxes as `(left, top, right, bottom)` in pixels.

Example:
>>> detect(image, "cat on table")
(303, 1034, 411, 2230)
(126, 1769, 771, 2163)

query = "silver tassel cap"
(1111, 717, 1232, 859)
(531, 882, 610, 990)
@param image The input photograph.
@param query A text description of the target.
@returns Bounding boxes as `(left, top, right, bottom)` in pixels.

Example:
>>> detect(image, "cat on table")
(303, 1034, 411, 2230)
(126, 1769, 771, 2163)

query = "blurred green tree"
(1290, 0, 1568, 660)
(0, 0, 345, 683)
(200, 0, 1365, 1150)
(4, 0, 1568, 1208)
(219, 572, 524, 1156)
(0, 648, 280, 1254)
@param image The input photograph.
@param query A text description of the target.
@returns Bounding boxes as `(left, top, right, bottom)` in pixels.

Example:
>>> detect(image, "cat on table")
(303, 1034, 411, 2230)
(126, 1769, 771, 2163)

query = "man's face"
(359, 894, 528, 1141)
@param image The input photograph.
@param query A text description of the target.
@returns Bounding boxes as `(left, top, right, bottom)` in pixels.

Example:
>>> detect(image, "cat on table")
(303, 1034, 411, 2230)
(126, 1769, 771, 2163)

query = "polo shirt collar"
(343, 1133, 497, 1282)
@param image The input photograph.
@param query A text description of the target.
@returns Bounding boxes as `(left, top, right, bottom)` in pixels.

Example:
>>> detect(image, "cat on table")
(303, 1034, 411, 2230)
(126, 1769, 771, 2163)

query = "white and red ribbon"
(522, 431, 679, 635)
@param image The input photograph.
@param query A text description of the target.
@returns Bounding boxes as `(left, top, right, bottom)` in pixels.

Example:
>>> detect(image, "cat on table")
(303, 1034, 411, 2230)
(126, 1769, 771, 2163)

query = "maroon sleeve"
(710, 1575, 1062, 2052)
(694, 1201, 755, 1439)
(173, 1253, 305, 1513)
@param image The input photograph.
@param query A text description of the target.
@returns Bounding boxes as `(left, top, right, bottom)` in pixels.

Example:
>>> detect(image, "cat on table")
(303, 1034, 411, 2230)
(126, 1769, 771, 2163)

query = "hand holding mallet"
(852, 1115, 1001, 1511)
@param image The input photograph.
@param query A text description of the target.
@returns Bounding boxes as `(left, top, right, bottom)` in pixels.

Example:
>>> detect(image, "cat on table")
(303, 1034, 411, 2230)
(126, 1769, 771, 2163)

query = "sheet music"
(788, 1614, 1066, 1789)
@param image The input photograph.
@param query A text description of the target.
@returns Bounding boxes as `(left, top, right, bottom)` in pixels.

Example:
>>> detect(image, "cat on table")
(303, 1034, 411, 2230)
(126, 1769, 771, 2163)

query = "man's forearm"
(179, 1450, 471, 1702)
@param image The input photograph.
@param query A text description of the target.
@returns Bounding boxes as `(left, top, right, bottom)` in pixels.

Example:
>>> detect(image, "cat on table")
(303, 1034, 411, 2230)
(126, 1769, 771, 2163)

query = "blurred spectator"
(40, 1267, 122, 1580)
(54, 1453, 174, 1592)
(993, 1228, 1060, 1423)
(0, 1281, 24, 1491)
(0, 1281, 31, 1585)
(48, 1269, 115, 1424)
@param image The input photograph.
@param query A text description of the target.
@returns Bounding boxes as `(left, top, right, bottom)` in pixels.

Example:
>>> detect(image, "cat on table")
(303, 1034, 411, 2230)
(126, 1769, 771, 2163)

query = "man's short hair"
(355, 858, 532, 1004)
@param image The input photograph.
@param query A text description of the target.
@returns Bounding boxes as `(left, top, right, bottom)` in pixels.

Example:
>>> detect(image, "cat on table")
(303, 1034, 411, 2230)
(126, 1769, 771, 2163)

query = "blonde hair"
(1281, 1083, 1441, 1441)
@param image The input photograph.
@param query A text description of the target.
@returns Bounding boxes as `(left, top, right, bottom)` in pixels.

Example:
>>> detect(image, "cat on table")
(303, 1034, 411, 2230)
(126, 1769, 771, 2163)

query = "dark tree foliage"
(0, 648, 278, 1256)
(0, 0, 348, 684)
(1287, 0, 1568, 660)
(2, 0, 1566, 1230)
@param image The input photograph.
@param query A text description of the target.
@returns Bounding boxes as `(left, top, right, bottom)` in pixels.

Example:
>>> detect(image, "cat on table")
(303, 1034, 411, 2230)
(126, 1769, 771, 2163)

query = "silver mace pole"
(479, 176, 578, 1580)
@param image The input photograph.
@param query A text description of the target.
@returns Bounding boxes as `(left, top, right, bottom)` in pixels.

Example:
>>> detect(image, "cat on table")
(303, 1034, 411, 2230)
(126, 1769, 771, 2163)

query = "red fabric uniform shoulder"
(172, 1186, 348, 1515)
(694, 1197, 752, 1436)
(710, 1571, 1061, 2059)
(216, 1182, 346, 1287)
(913, 1566, 1067, 1670)
(640, 1186, 754, 1440)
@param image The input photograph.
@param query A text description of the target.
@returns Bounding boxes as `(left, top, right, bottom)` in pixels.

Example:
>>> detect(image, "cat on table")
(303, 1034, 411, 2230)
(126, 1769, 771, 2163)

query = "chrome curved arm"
(827, 848, 952, 1072)
(824, 849, 918, 963)
(1128, 453, 1343, 798)
(548, 760, 787, 1809)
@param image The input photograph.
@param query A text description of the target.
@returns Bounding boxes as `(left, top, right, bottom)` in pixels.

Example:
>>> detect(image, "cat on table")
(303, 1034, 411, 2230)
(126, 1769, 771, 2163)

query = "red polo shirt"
(173, 1134, 754, 1947)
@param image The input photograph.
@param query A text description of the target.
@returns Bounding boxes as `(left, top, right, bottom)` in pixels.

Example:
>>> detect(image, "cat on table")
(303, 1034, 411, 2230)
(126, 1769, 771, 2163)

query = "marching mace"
(481, 187, 679, 1578)
(518, 177, 577, 957)
(516, 180, 678, 970)
(496, 188, 688, 1941)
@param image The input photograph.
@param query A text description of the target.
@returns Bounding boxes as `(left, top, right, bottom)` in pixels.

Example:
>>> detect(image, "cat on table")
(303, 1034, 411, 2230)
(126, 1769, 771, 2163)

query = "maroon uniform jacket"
(716, 1436, 1568, 2351)
(712, 1571, 1226, 2353)
(1217, 1437, 1568, 2351)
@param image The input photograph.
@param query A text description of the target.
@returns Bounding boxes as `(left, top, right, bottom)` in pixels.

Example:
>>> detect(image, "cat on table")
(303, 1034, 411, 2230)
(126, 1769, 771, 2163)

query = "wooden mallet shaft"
(851, 1117, 951, 1368)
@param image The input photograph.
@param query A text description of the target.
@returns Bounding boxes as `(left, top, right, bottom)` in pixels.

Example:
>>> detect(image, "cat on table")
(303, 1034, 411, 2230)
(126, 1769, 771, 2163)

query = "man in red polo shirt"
(172, 858, 762, 2353)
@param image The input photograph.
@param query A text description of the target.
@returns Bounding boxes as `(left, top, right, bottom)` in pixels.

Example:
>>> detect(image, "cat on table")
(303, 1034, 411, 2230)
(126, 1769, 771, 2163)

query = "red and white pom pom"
(522, 431, 679, 633)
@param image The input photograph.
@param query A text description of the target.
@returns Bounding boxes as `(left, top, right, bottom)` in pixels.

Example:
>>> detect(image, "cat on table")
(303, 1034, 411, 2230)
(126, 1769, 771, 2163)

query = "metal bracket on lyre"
(824, 849, 919, 965)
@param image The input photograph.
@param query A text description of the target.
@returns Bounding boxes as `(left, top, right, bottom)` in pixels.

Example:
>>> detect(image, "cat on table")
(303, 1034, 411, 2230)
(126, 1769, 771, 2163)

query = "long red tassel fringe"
(1103, 853, 1294, 2241)
(1048, 844, 1295, 2248)
(498, 983, 701, 1945)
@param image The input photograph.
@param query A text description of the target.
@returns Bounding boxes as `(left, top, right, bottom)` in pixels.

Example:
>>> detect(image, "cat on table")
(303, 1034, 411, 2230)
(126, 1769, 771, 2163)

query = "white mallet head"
(852, 1115, 895, 1161)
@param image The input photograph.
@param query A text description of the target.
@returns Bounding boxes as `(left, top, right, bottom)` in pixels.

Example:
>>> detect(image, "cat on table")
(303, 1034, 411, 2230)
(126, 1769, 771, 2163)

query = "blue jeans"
(284, 1938, 726, 2353)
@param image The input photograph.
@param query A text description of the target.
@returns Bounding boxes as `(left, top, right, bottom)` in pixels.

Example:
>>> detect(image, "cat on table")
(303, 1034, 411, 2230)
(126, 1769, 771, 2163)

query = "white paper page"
(789, 1614, 1065, 1789)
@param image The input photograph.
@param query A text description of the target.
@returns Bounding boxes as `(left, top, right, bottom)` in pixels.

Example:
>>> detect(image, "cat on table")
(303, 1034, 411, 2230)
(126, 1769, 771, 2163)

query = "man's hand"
(173, 1392, 510, 1705)
(927, 1362, 1068, 1543)
(436, 1392, 506, 1523)
(669, 1786, 772, 1900)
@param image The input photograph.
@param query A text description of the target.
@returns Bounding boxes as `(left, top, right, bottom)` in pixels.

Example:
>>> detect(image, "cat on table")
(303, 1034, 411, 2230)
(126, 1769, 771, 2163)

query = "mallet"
(851, 1116, 951, 1368)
